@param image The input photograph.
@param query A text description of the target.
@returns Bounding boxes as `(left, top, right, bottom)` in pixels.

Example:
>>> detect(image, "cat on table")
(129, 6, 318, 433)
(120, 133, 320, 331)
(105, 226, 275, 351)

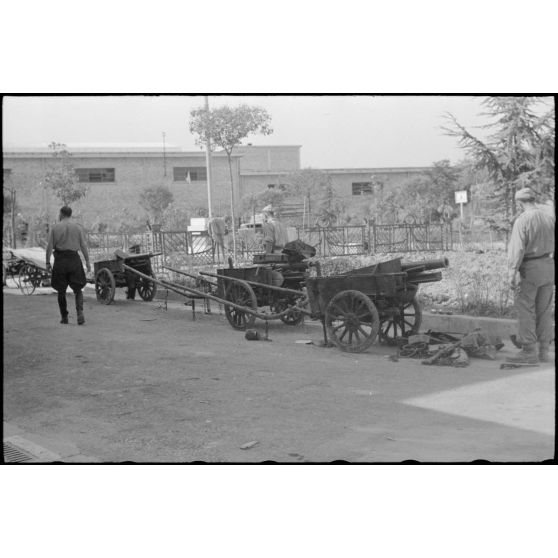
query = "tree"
(44, 142, 88, 205)
(139, 185, 174, 226)
(400, 160, 460, 223)
(443, 97, 555, 239)
(189, 104, 273, 256)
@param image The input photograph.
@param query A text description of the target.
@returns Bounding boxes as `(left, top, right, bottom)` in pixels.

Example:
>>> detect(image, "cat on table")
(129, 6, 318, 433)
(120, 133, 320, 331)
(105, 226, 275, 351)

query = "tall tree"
(139, 185, 174, 227)
(443, 97, 555, 239)
(189, 104, 273, 256)
(44, 142, 88, 206)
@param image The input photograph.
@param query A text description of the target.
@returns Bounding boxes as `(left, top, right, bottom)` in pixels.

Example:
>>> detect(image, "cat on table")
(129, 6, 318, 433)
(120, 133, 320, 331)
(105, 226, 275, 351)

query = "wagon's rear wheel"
(18, 264, 39, 295)
(95, 268, 116, 304)
(273, 298, 304, 326)
(224, 280, 257, 330)
(379, 298, 422, 345)
(325, 290, 379, 353)
(137, 273, 158, 301)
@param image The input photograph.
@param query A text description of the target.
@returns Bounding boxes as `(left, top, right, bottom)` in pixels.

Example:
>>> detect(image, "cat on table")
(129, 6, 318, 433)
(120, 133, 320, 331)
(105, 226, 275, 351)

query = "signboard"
(455, 190, 468, 204)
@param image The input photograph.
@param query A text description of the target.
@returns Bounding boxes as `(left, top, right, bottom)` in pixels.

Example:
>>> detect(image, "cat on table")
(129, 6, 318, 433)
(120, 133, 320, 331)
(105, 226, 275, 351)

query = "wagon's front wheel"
(137, 274, 158, 301)
(95, 268, 116, 304)
(224, 280, 257, 330)
(379, 298, 422, 345)
(18, 264, 37, 295)
(325, 290, 379, 353)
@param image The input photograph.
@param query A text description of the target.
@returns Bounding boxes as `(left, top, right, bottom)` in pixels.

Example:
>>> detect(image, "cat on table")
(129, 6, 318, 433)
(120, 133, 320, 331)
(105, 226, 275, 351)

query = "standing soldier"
(507, 188, 555, 363)
(262, 205, 289, 254)
(46, 206, 91, 325)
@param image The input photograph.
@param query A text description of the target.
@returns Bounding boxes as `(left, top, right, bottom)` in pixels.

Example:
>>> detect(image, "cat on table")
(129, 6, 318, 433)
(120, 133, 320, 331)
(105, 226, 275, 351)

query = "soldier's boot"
(75, 291, 85, 325)
(538, 344, 550, 363)
(58, 291, 68, 324)
(506, 344, 539, 364)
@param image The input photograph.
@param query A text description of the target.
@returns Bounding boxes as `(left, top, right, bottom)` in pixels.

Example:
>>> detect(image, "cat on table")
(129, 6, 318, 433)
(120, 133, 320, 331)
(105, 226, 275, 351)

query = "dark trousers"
(51, 251, 87, 317)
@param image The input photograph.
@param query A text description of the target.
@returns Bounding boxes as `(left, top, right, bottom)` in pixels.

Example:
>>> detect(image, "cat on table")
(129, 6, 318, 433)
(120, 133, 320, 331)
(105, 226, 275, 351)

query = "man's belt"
(54, 249, 78, 255)
(523, 252, 552, 261)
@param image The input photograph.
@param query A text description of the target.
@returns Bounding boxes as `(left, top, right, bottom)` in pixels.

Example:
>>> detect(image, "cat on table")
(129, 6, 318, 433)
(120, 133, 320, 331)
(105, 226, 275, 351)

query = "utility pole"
(204, 96, 213, 218)
(162, 132, 167, 177)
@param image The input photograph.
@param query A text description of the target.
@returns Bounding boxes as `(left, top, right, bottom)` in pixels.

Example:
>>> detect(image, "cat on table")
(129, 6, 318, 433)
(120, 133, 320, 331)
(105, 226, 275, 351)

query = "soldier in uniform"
(507, 188, 555, 363)
(262, 205, 289, 254)
(46, 206, 91, 325)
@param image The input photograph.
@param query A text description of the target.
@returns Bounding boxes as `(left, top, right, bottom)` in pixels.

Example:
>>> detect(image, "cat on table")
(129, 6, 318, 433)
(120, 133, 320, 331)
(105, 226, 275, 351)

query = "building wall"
(234, 145, 300, 171)
(3, 145, 428, 229)
(3, 152, 242, 226)
(325, 168, 427, 199)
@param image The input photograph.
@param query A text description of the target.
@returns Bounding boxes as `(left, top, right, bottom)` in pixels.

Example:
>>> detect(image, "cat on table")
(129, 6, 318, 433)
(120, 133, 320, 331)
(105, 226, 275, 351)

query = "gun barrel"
(407, 271, 443, 284)
(401, 257, 449, 272)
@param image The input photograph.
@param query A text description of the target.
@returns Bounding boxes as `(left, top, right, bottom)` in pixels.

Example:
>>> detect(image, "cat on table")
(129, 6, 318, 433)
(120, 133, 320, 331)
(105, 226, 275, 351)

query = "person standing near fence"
(262, 205, 289, 254)
(507, 188, 555, 364)
(46, 206, 91, 325)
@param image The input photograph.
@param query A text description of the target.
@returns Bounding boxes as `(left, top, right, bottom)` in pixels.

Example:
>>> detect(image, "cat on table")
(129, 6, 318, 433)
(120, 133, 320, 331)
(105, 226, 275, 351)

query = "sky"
(2, 95, 503, 169)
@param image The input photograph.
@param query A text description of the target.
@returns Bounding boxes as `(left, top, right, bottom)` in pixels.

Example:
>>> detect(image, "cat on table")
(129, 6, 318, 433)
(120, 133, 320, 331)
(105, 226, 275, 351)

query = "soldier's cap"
(515, 187, 536, 201)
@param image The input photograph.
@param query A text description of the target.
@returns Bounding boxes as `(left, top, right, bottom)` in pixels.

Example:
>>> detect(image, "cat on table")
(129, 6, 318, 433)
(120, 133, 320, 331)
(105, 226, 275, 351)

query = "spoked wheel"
(137, 274, 158, 301)
(95, 268, 116, 304)
(18, 264, 39, 295)
(273, 298, 304, 326)
(224, 280, 257, 330)
(379, 298, 422, 345)
(325, 290, 379, 353)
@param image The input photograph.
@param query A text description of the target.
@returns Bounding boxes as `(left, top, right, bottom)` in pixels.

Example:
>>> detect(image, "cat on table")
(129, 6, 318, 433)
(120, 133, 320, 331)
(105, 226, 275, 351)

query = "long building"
(3, 144, 430, 228)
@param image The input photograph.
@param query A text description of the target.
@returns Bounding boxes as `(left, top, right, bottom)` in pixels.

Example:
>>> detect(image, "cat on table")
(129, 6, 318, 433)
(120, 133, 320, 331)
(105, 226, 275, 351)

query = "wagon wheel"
(325, 290, 380, 353)
(18, 263, 38, 295)
(95, 268, 116, 304)
(379, 298, 422, 345)
(136, 273, 158, 301)
(273, 298, 304, 326)
(224, 280, 257, 330)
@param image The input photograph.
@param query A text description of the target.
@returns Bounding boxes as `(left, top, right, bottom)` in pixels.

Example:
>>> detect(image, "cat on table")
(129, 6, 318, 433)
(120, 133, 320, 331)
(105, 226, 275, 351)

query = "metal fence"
(295, 223, 453, 257)
(4, 222, 501, 272)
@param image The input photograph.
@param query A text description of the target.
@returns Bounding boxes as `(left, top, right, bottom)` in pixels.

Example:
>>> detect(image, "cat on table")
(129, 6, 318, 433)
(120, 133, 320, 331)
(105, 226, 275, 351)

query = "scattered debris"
(388, 354, 399, 362)
(295, 339, 313, 344)
(509, 334, 523, 349)
(240, 440, 259, 450)
(245, 329, 260, 341)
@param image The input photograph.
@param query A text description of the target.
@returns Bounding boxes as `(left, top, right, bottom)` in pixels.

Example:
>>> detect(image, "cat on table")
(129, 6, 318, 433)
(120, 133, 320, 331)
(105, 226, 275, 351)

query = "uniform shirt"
(46, 218, 90, 265)
(508, 206, 555, 273)
(263, 218, 289, 250)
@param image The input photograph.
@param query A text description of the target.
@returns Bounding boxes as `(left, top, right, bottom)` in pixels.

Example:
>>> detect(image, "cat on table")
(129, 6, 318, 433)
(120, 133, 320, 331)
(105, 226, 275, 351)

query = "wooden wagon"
(93, 250, 160, 304)
(305, 257, 448, 353)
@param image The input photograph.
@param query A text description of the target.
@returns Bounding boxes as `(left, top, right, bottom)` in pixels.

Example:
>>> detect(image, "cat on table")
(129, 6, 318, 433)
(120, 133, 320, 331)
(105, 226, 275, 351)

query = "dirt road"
(3, 286, 554, 462)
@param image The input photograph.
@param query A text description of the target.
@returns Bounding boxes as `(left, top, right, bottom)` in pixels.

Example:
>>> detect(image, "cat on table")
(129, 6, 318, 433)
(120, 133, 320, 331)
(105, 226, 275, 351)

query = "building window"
(352, 182, 373, 195)
(76, 168, 115, 183)
(173, 167, 207, 182)
(267, 183, 287, 191)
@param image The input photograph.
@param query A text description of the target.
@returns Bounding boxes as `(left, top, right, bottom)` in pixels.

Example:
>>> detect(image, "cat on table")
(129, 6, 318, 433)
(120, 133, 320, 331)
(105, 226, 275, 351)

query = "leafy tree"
(280, 168, 345, 226)
(443, 97, 555, 239)
(44, 142, 88, 205)
(189, 104, 273, 255)
(139, 185, 174, 226)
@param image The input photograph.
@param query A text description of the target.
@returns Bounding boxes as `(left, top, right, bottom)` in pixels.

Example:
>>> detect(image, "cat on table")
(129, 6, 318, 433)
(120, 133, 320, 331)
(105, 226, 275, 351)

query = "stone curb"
(422, 312, 517, 338)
